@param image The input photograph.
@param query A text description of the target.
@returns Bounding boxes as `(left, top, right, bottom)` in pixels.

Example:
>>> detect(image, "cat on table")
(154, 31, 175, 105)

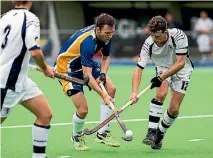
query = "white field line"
(1, 114, 213, 129)
(186, 139, 204, 142)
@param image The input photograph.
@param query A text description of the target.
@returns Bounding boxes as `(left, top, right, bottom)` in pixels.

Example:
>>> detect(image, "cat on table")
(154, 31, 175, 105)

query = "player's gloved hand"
(150, 76, 163, 89)
(129, 92, 139, 104)
(99, 73, 106, 85)
(43, 65, 55, 79)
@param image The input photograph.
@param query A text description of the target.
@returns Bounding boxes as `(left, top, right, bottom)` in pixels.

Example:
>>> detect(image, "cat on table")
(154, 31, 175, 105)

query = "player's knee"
(44, 111, 53, 122)
(78, 107, 88, 118)
(38, 110, 53, 124)
(47, 111, 53, 120)
(168, 105, 179, 116)
(155, 92, 167, 102)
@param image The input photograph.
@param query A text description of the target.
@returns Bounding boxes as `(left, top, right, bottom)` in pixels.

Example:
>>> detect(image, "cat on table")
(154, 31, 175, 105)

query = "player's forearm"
(159, 61, 185, 80)
(132, 67, 143, 93)
(82, 66, 107, 99)
(100, 56, 110, 73)
(30, 49, 47, 70)
(87, 74, 107, 98)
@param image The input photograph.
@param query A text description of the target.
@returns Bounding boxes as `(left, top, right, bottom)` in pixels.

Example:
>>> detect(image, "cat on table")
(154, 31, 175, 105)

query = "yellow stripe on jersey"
(56, 30, 94, 73)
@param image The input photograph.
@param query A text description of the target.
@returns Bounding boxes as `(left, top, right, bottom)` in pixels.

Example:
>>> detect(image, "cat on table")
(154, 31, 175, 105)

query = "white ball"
(125, 130, 133, 137)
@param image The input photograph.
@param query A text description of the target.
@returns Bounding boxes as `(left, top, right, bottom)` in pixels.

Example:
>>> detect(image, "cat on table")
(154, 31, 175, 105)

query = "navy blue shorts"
(59, 62, 100, 96)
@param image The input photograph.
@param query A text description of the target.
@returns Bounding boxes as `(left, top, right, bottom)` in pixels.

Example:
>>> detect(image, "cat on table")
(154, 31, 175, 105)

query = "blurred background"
(2, 1, 213, 66)
(1, 1, 213, 158)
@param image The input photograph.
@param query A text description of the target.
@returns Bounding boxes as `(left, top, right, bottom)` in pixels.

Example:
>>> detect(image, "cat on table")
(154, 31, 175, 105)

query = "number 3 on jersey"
(1, 25, 11, 49)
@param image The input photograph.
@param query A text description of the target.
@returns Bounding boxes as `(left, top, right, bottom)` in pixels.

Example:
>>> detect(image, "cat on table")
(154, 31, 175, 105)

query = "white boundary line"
(1, 114, 213, 129)
(186, 139, 204, 142)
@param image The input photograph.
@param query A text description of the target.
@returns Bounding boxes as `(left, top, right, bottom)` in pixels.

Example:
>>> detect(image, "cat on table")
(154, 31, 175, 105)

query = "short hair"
(96, 13, 115, 29)
(200, 10, 208, 15)
(147, 16, 167, 33)
(12, 0, 28, 6)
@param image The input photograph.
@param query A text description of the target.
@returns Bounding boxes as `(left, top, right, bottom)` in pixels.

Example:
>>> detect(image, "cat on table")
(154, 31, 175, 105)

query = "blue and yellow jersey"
(55, 25, 111, 73)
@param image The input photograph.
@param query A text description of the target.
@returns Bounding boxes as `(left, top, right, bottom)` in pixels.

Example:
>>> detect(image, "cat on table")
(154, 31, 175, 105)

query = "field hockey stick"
(29, 64, 89, 85)
(84, 83, 152, 135)
(99, 82, 133, 141)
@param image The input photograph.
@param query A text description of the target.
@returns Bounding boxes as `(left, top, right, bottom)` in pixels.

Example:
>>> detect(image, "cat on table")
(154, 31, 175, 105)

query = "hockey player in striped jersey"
(129, 16, 194, 149)
(1, 1, 54, 157)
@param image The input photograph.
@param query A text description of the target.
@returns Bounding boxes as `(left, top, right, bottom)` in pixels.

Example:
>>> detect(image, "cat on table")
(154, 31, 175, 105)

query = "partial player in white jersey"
(129, 16, 194, 149)
(0, 1, 54, 158)
(195, 11, 213, 61)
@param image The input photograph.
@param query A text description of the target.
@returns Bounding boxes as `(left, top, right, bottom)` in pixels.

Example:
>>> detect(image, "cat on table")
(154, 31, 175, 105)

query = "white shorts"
(0, 77, 43, 118)
(197, 35, 212, 53)
(156, 66, 192, 94)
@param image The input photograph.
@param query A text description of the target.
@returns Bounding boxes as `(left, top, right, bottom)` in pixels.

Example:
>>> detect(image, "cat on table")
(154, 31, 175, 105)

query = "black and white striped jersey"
(137, 28, 194, 73)
(0, 8, 40, 92)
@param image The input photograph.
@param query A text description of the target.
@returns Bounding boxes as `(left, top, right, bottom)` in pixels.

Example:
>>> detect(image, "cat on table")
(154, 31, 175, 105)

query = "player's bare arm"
(159, 55, 186, 80)
(130, 67, 143, 104)
(100, 55, 110, 74)
(130, 36, 151, 103)
(82, 65, 113, 106)
(30, 49, 54, 78)
(30, 49, 47, 70)
(99, 55, 110, 84)
(132, 67, 143, 93)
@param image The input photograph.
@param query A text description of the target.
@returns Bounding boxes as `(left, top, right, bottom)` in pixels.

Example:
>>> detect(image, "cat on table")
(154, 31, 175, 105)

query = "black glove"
(150, 76, 163, 89)
(100, 73, 106, 85)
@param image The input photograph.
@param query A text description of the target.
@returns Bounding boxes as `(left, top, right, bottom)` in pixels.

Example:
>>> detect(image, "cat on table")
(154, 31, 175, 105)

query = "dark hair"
(96, 13, 115, 29)
(147, 15, 167, 33)
(13, 0, 28, 6)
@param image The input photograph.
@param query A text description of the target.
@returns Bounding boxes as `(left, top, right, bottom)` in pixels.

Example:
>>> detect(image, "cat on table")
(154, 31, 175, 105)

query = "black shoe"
(151, 128, 164, 150)
(142, 128, 156, 146)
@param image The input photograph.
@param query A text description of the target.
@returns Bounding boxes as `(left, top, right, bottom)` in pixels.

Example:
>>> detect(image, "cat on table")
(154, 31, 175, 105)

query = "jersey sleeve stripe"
(176, 52, 187, 55)
(144, 43, 150, 47)
(27, 20, 40, 23)
(143, 44, 149, 49)
(26, 24, 40, 28)
(29, 45, 40, 51)
(176, 38, 185, 42)
(174, 29, 186, 41)
(175, 35, 185, 42)
(175, 35, 184, 41)
(177, 46, 188, 49)
(26, 22, 40, 26)
(173, 29, 181, 38)
(142, 46, 149, 53)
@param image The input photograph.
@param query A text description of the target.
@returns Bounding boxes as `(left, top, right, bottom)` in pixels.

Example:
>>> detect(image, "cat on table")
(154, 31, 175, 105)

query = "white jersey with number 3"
(0, 8, 40, 92)
(137, 29, 194, 74)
